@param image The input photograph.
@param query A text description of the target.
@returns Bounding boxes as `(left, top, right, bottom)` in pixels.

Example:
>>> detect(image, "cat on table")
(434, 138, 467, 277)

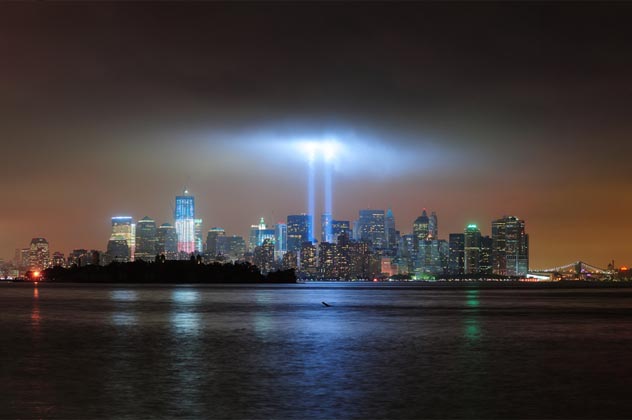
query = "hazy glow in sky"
(231, 128, 450, 177)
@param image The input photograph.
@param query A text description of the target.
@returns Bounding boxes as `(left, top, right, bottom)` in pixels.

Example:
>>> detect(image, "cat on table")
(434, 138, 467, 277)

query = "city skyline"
(8, 190, 537, 281)
(2, 3, 631, 268)
(12, 191, 536, 281)
(1, 180, 627, 270)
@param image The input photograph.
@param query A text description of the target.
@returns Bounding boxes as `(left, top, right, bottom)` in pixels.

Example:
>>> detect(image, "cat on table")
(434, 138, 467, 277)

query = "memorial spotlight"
(296, 139, 342, 163)
(293, 138, 343, 243)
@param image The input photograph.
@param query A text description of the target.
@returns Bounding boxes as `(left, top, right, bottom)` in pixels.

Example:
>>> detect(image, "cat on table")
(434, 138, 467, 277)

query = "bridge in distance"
(528, 261, 613, 281)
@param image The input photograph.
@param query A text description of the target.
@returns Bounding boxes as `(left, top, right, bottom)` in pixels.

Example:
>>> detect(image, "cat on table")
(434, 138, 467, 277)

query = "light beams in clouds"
(231, 127, 451, 178)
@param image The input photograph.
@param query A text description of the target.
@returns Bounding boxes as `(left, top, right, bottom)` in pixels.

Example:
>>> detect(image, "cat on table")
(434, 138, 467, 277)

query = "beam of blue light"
(324, 160, 333, 241)
(308, 159, 315, 242)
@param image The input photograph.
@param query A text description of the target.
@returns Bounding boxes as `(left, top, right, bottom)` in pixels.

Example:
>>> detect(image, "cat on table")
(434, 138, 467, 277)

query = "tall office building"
(29, 238, 50, 270)
(448, 233, 465, 275)
(15, 248, 30, 269)
(356, 209, 386, 250)
(480, 235, 493, 274)
(331, 220, 351, 243)
(464, 224, 482, 274)
(287, 214, 313, 252)
(217, 235, 246, 261)
(52, 251, 65, 267)
(107, 238, 129, 262)
(248, 217, 275, 252)
(135, 216, 157, 261)
(397, 234, 417, 274)
(206, 227, 225, 257)
(321, 213, 333, 243)
(108, 216, 134, 261)
(491, 216, 529, 276)
(253, 239, 275, 274)
(413, 209, 430, 249)
(319, 242, 337, 279)
(416, 239, 449, 277)
(175, 190, 195, 254)
(429, 211, 438, 239)
(274, 223, 287, 260)
(282, 251, 298, 271)
(194, 219, 204, 253)
(299, 242, 318, 277)
(385, 208, 398, 252)
(157, 223, 179, 258)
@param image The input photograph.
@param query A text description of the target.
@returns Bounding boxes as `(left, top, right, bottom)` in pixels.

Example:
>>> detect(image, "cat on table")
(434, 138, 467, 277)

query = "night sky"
(1, 3, 631, 268)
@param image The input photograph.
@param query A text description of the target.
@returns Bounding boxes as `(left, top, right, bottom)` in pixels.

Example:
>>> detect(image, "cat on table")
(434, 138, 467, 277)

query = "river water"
(1, 283, 632, 419)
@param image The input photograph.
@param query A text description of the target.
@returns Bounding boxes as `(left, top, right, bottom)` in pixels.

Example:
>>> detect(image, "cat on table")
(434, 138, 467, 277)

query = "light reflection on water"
(171, 289, 201, 336)
(110, 289, 139, 326)
(464, 289, 481, 342)
(2, 284, 632, 419)
(31, 285, 40, 329)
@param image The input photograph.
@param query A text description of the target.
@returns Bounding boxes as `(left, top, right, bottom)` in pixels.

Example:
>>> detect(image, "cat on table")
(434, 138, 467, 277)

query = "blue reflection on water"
(171, 289, 201, 336)
(172, 289, 199, 304)
(110, 290, 138, 326)
(110, 290, 138, 302)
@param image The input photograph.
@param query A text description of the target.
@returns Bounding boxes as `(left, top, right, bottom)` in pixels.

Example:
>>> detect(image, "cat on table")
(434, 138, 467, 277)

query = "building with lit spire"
(174, 189, 195, 255)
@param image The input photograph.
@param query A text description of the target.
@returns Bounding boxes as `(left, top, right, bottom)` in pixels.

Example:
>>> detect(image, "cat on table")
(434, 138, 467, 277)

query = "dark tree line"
(43, 260, 296, 284)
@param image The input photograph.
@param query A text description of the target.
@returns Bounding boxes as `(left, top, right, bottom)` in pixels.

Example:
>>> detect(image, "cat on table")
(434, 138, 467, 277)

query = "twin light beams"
(295, 140, 343, 242)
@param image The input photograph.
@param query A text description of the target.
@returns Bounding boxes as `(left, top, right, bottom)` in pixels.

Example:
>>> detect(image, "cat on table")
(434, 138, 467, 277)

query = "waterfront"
(2, 283, 632, 419)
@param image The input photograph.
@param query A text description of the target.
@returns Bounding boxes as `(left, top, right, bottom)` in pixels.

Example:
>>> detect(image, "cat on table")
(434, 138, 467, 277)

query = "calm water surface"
(2, 283, 632, 419)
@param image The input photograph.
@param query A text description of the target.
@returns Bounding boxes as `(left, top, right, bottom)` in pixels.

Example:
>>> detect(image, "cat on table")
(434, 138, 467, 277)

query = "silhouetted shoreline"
(42, 260, 297, 284)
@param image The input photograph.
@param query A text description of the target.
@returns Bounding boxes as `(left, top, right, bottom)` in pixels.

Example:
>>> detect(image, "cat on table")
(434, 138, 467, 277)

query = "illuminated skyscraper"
(157, 223, 178, 259)
(416, 239, 448, 277)
(321, 213, 333, 243)
(135, 216, 157, 261)
(274, 223, 287, 260)
(413, 209, 430, 249)
(429, 211, 438, 239)
(29, 238, 50, 270)
(356, 209, 386, 250)
(480, 235, 493, 274)
(107, 239, 129, 262)
(331, 220, 351, 243)
(398, 234, 416, 274)
(319, 242, 337, 278)
(491, 216, 529, 276)
(206, 227, 225, 257)
(52, 251, 65, 267)
(216, 235, 246, 261)
(175, 190, 195, 254)
(385, 208, 397, 253)
(448, 233, 465, 275)
(464, 224, 481, 274)
(16, 248, 30, 269)
(254, 239, 275, 274)
(108, 216, 134, 261)
(194, 218, 204, 253)
(287, 214, 313, 252)
(248, 217, 275, 252)
(299, 242, 318, 277)
(282, 251, 298, 271)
